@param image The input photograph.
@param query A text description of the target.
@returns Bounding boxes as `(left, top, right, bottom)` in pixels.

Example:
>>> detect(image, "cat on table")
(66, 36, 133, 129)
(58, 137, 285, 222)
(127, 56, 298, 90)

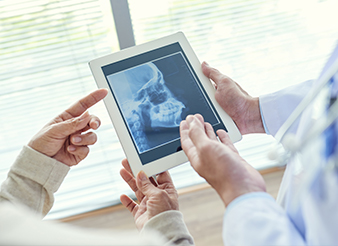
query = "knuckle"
(199, 142, 213, 153)
(156, 190, 168, 199)
(199, 145, 208, 154)
(79, 100, 90, 112)
(211, 67, 220, 75)
(140, 181, 152, 191)
(219, 75, 231, 84)
(126, 200, 135, 211)
(69, 117, 81, 129)
(128, 179, 138, 192)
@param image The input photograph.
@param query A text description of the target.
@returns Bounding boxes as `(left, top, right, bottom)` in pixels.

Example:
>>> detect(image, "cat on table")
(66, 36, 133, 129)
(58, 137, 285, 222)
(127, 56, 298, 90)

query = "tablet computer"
(89, 32, 241, 177)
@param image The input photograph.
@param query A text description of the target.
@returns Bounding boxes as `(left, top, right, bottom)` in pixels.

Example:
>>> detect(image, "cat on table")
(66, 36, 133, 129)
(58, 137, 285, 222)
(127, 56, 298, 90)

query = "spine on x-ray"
(128, 111, 149, 153)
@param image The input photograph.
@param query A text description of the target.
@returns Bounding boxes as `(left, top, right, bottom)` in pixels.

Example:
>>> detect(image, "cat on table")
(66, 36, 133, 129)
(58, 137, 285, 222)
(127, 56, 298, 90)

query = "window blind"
(0, 0, 128, 220)
(127, 0, 338, 169)
(1, 0, 338, 220)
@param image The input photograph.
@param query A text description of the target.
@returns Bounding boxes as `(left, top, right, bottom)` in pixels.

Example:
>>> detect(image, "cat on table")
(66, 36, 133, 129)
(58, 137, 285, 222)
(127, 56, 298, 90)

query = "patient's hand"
(120, 159, 179, 230)
(28, 89, 108, 166)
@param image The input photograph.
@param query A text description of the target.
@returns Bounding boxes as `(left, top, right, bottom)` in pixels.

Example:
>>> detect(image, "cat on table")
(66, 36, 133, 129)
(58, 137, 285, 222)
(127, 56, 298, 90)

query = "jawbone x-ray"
(107, 52, 220, 157)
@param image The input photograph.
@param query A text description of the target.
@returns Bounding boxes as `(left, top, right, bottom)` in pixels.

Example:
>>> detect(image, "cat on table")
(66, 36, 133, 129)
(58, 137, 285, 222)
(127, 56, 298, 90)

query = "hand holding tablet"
(89, 32, 241, 177)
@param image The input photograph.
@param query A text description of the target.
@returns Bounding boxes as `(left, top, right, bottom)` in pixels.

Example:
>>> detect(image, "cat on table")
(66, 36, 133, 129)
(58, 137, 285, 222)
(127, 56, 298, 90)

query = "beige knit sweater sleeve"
(0, 145, 70, 216)
(0, 145, 194, 246)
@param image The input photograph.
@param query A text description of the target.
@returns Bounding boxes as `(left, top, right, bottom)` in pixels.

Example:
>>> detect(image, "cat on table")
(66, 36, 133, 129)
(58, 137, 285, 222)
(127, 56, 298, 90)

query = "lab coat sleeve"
(0, 145, 70, 216)
(223, 192, 306, 246)
(259, 80, 314, 136)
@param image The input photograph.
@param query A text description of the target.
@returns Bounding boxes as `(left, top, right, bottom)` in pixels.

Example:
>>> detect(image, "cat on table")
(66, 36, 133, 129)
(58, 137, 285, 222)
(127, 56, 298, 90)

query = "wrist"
(217, 167, 267, 207)
(242, 97, 265, 134)
(28, 140, 47, 157)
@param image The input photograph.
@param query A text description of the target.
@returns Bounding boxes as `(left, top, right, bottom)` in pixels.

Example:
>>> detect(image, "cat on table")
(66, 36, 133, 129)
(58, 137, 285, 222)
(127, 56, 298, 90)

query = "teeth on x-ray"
(150, 98, 184, 128)
(123, 62, 185, 152)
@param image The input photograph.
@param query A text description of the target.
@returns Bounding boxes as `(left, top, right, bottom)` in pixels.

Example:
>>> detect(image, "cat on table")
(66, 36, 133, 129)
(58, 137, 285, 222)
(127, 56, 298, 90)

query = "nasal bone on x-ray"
(122, 62, 185, 153)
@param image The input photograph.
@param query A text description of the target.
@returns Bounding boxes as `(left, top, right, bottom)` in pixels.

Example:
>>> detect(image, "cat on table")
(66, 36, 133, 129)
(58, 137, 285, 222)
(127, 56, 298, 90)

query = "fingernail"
(138, 171, 148, 181)
(68, 145, 76, 152)
(186, 115, 194, 124)
(92, 120, 99, 129)
(203, 61, 209, 66)
(73, 136, 81, 143)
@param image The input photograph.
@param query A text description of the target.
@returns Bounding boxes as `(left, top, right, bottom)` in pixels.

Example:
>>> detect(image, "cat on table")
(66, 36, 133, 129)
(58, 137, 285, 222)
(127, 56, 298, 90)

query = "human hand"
(180, 114, 266, 206)
(120, 159, 179, 230)
(28, 89, 108, 166)
(202, 62, 265, 134)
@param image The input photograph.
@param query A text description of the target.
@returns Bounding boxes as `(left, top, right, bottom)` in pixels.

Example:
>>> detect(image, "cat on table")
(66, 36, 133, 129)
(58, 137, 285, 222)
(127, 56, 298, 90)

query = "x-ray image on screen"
(107, 52, 220, 155)
(108, 62, 185, 153)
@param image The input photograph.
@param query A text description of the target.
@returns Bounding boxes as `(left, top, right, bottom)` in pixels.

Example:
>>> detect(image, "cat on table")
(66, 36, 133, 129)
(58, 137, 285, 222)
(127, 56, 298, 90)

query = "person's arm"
(0, 146, 69, 216)
(0, 89, 108, 216)
(223, 192, 305, 246)
(180, 114, 305, 245)
(120, 159, 195, 246)
(0, 88, 184, 246)
(0, 199, 167, 246)
(202, 62, 314, 136)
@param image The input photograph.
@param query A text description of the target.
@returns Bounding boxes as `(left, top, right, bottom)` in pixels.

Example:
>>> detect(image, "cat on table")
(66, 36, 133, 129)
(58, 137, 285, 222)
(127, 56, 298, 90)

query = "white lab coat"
(222, 78, 338, 245)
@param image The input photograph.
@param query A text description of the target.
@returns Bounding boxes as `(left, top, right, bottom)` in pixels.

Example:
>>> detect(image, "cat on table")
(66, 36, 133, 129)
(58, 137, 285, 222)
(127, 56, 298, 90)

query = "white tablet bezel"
(89, 32, 241, 177)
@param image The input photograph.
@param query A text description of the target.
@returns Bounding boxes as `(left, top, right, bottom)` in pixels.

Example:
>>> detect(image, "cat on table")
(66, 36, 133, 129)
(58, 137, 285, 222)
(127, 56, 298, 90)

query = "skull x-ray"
(106, 51, 221, 162)
(109, 62, 185, 153)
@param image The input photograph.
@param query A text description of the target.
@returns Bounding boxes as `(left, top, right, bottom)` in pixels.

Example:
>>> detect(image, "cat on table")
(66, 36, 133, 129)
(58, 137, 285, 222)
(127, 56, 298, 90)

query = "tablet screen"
(102, 43, 227, 165)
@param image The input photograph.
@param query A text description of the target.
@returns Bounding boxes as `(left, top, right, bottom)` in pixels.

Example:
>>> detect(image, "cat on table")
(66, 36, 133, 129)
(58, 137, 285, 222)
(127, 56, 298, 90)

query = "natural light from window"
(1, 0, 337, 219)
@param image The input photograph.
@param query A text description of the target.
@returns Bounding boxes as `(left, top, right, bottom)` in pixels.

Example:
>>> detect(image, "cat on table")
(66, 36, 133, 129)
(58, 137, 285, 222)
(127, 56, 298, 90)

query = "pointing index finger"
(62, 89, 108, 120)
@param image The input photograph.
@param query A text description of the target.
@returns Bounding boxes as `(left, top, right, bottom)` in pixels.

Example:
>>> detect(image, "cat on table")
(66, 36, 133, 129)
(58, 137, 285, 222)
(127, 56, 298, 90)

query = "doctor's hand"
(202, 62, 265, 135)
(180, 114, 266, 207)
(120, 159, 179, 231)
(28, 89, 108, 167)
